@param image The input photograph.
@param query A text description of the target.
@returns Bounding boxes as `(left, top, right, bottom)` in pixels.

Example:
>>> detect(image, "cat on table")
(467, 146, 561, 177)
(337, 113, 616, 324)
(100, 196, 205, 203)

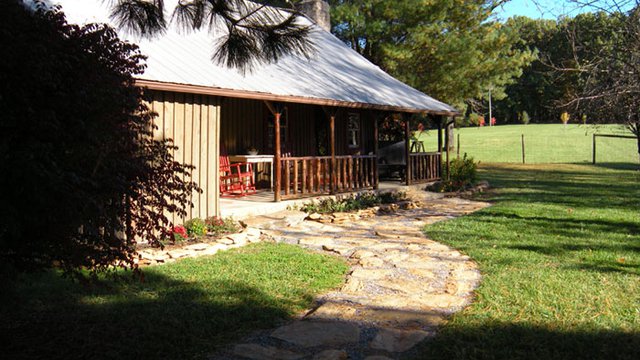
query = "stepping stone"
(271, 321, 360, 348)
(233, 344, 303, 360)
(184, 243, 209, 251)
(312, 349, 348, 360)
(369, 328, 431, 353)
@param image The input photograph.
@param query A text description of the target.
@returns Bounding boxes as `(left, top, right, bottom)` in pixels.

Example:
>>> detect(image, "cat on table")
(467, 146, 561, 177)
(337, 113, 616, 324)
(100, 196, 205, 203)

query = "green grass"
(415, 163, 640, 360)
(1, 243, 348, 360)
(414, 124, 637, 164)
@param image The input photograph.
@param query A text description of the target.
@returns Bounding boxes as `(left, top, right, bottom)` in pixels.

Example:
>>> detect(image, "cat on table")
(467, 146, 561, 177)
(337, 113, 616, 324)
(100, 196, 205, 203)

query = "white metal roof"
(52, 0, 457, 114)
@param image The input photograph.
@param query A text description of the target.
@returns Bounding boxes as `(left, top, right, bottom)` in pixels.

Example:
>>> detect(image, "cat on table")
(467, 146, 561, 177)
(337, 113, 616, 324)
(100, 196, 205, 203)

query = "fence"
(446, 125, 637, 164)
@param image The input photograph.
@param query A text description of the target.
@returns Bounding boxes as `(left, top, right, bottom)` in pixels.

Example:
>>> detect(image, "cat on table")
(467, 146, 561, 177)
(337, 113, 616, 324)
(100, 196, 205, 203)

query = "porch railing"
(408, 152, 442, 184)
(279, 155, 377, 199)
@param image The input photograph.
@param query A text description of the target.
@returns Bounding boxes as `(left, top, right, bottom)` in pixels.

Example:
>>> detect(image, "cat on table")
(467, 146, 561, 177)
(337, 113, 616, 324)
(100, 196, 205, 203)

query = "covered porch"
(220, 96, 453, 204)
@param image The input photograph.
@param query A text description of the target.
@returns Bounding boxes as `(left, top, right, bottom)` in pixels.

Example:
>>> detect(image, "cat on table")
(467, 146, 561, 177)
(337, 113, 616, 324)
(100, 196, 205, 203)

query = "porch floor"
(219, 181, 432, 220)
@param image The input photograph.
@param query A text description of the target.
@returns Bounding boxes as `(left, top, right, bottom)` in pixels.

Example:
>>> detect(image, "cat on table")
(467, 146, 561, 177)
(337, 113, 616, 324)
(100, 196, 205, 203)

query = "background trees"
(329, 0, 536, 110)
(0, 0, 198, 276)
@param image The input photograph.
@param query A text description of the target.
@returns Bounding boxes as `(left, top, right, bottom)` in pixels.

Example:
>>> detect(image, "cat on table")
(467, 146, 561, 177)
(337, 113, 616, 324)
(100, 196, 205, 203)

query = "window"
(347, 113, 360, 148)
(267, 107, 288, 151)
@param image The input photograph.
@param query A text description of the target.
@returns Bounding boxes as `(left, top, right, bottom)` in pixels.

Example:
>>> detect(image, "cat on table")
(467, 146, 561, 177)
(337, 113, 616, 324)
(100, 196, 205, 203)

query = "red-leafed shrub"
(0, 1, 199, 277)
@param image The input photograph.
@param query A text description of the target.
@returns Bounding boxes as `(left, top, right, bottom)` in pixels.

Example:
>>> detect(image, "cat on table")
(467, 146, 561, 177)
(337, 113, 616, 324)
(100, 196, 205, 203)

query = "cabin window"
(347, 113, 361, 148)
(267, 107, 288, 151)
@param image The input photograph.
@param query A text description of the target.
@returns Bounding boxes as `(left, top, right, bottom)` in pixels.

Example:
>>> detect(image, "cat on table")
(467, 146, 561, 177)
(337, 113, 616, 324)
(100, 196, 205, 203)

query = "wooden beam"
(437, 116, 443, 177)
(264, 100, 277, 116)
(404, 114, 411, 186)
(274, 112, 282, 202)
(437, 116, 443, 153)
(445, 119, 450, 180)
(329, 113, 336, 194)
(373, 111, 379, 190)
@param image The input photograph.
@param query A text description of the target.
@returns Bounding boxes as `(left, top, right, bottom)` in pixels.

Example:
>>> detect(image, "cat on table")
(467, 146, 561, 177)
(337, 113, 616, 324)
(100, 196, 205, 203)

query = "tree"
(0, 0, 198, 276)
(329, 0, 535, 109)
(107, 0, 313, 70)
(561, 1, 640, 163)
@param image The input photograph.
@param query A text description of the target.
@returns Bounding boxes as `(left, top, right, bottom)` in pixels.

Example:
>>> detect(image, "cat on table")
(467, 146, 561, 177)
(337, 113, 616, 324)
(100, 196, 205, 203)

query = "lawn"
(0, 242, 348, 360)
(414, 124, 637, 164)
(415, 163, 640, 359)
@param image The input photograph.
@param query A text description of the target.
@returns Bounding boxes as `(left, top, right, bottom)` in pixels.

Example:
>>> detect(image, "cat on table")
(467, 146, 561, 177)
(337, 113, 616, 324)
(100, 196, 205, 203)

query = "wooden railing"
(408, 152, 441, 183)
(278, 155, 377, 199)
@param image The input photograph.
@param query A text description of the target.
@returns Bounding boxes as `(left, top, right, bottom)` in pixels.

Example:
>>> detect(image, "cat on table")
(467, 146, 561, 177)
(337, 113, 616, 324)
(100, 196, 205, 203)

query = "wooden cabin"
(58, 0, 459, 223)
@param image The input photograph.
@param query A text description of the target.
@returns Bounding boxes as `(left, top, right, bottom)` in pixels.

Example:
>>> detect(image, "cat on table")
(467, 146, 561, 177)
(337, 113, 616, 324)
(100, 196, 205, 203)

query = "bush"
(520, 111, 530, 125)
(0, 2, 199, 276)
(440, 154, 478, 191)
(184, 218, 207, 238)
(205, 217, 239, 237)
(300, 191, 406, 214)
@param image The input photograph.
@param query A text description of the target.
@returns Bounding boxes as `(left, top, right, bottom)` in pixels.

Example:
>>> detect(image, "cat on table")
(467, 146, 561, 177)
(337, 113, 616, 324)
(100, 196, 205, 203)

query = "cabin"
(57, 0, 458, 222)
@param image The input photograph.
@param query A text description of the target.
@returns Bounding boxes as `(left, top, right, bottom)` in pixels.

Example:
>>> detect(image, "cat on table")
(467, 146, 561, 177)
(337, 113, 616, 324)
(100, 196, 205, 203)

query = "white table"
(228, 155, 274, 190)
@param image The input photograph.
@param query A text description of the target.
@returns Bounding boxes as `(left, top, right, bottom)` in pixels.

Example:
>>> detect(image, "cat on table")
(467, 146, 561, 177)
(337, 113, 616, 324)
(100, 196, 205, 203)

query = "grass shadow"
(0, 245, 338, 360)
(411, 321, 640, 360)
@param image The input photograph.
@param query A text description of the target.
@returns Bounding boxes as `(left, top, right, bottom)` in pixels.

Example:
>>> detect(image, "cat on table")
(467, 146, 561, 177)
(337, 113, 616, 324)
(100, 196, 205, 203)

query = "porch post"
(329, 113, 336, 194)
(404, 114, 411, 186)
(445, 117, 450, 180)
(274, 111, 282, 202)
(437, 116, 443, 178)
(437, 116, 443, 153)
(373, 111, 379, 190)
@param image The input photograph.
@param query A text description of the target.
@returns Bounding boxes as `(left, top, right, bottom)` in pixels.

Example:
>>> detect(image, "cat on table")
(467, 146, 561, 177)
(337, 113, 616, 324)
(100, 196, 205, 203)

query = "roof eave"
(135, 79, 460, 116)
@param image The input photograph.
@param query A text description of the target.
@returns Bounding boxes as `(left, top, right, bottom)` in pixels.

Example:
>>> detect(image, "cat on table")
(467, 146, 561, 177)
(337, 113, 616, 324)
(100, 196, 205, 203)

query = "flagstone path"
(213, 190, 491, 360)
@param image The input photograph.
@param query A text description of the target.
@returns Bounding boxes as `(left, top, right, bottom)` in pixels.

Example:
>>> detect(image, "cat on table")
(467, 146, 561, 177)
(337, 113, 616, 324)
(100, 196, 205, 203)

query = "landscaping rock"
(369, 328, 430, 353)
(271, 321, 360, 348)
(217, 238, 234, 245)
(232, 344, 303, 360)
(184, 243, 209, 251)
(308, 213, 322, 220)
(312, 349, 348, 360)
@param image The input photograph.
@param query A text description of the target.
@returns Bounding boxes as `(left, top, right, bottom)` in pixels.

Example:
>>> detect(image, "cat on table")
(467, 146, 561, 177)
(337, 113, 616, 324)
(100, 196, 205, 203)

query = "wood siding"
(149, 90, 221, 224)
(220, 98, 376, 157)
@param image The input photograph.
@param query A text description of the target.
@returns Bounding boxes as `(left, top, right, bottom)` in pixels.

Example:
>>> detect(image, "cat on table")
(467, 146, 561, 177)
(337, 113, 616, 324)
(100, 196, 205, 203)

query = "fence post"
(592, 133, 596, 164)
(457, 133, 460, 158)
(521, 134, 525, 164)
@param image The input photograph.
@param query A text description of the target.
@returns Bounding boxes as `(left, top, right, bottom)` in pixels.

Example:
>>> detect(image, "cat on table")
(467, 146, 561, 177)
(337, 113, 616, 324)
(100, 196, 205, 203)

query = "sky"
(496, 0, 630, 20)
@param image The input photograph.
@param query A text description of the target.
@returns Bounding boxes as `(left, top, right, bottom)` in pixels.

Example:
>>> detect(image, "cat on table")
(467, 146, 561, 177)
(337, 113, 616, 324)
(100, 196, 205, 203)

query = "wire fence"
(414, 125, 638, 165)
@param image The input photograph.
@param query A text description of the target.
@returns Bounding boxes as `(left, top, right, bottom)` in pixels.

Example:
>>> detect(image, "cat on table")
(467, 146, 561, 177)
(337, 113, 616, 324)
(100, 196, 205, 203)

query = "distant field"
(414, 124, 637, 164)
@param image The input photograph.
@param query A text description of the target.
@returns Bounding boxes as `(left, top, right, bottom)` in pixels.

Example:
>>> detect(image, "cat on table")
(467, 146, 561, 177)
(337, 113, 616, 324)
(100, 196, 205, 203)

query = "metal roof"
(54, 0, 457, 114)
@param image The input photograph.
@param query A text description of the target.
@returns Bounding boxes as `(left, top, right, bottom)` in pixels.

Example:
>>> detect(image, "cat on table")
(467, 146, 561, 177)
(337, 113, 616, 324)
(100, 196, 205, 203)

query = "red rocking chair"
(219, 155, 256, 197)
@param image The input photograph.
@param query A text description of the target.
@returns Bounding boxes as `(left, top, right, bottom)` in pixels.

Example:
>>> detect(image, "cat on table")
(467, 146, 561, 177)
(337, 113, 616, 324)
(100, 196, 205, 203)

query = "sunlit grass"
(415, 163, 640, 359)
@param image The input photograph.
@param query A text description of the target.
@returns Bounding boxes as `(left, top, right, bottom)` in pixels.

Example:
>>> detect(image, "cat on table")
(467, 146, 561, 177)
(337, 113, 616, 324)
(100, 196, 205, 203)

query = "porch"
(220, 98, 451, 205)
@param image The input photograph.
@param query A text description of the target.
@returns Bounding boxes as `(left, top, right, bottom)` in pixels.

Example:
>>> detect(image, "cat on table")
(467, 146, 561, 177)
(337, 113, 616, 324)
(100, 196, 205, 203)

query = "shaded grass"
(415, 163, 640, 360)
(1, 242, 348, 359)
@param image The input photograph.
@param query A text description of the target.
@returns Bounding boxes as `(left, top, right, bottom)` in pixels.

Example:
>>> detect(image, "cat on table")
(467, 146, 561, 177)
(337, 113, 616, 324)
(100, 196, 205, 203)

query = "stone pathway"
(213, 190, 491, 360)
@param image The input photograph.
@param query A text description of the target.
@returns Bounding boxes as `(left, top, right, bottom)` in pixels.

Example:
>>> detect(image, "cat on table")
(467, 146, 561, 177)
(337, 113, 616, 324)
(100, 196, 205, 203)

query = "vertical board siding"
(148, 90, 221, 225)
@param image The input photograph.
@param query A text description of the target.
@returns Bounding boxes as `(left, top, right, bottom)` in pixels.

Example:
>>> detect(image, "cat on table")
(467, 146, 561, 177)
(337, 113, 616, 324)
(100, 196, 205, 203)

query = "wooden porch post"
(322, 106, 337, 194)
(329, 113, 336, 194)
(265, 101, 283, 202)
(445, 117, 451, 180)
(373, 111, 379, 190)
(437, 116, 443, 153)
(274, 111, 282, 202)
(404, 114, 411, 186)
